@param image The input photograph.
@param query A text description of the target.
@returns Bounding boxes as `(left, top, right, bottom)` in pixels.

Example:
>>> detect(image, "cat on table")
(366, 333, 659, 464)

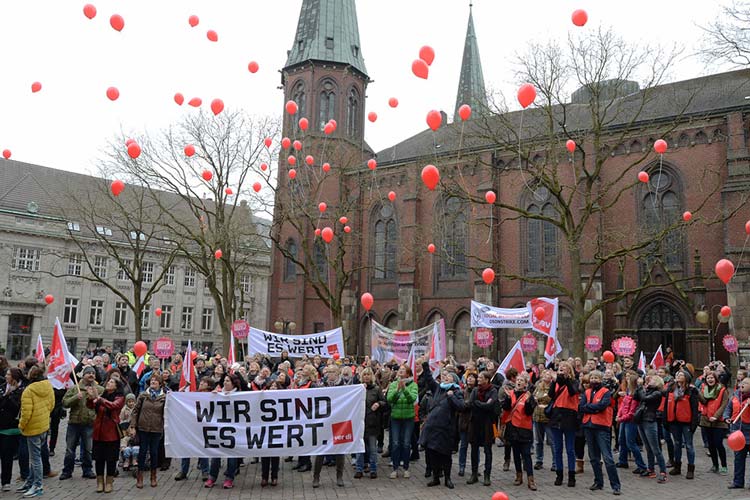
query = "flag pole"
(70, 363, 82, 395)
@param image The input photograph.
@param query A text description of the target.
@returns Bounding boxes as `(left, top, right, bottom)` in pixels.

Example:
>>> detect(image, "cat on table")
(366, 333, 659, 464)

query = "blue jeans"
(550, 427, 576, 472)
(585, 427, 620, 490)
(534, 421, 554, 465)
(732, 444, 750, 487)
(181, 457, 208, 475)
(617, 422, 646, 469)
(658, 421, 674, 461)
(209, 458, 238, 480)
(137, 431, 161, 471)
(670, 422, 695, 465)
(638, 421, 666, 473)
(356, 435, 378, 472)
(458, 431, 469, 469)
(390, 418, 414, 471)
(470, 442, 493, 474)
(63, 423, 93, 475)
(27, 432, 47, 489)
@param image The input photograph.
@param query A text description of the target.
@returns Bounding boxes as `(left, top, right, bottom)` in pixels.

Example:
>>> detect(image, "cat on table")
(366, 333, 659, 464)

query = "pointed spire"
(454, 3, 487, 120)
(285, 0, 368, 77)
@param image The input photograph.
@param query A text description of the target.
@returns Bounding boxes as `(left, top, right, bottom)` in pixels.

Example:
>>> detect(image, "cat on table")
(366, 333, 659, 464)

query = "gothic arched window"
(284, 239, 297, 282)
(347, 87, 360, 138)
(525, 186, 559, 275)
(291, 81, 306, 132)
(318, 80, 337, 130)
(639, 169, 684, 271)
(438, 197, 467, 279)
(372, 204, 397, 280)
(313, 239, 327, 278)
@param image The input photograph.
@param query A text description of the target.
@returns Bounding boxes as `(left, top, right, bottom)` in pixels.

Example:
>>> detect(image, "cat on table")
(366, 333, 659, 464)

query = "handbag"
(633, 402, 646, 424)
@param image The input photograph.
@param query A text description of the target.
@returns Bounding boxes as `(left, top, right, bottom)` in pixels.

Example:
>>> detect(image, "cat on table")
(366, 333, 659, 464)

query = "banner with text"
(247, 327, 345, 359)
(370, 319, 446, 364)
(470, 298, 558, 339)
(164, 385, 365, 458)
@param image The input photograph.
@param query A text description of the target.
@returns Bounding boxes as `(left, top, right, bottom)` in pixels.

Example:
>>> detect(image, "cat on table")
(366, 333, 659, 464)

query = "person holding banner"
(466, 371, 498, 486)
(386, 364, 419, 479)
(548, 361, 581, 487)
(723, 377, 750, 489)
(204, 374, 243, 489)
(503, 372, 538, 491)
(355, 367, 385, 479)
(130, 372, 166, 489)
(312, 365, 346, 488)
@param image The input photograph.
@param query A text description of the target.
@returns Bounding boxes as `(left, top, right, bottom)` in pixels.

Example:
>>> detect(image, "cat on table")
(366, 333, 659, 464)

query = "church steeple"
(454, 4, 487, 120)
(285, 0, 368, 78)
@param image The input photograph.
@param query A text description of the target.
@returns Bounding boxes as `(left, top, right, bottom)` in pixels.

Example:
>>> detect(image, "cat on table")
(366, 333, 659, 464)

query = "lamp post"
(274, 319, 297, 335)
(696, 304, 730, 362)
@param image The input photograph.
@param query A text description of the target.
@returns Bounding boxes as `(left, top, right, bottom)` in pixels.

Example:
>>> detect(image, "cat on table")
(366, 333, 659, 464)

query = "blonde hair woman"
(634, 374, 667, 483)
(547, 361, 581, 487)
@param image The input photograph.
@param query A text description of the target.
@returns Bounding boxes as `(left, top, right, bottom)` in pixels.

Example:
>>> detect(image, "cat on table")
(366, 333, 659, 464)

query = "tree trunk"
(569, 243, 586, 358)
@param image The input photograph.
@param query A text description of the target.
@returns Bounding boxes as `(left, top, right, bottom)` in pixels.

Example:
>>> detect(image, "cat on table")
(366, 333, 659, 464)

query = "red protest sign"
(723, 335, 739, 353)
(232, 319, 250, 339)
(520, 333, 538, 352)
(584, 336, 602, 353)
(611, 336, 636, 357)
(474, 328, 494, 348)
(154, 337, 174, 359)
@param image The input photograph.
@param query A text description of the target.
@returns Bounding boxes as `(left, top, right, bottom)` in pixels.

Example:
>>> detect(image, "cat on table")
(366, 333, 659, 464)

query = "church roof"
(454, 6, 487, 120)
(285, 0, 368, 77)
(377, 69, 750, 166)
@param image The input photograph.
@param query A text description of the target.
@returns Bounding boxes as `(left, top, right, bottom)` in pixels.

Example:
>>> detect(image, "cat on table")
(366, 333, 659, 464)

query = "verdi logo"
(331, 420, 353, 445)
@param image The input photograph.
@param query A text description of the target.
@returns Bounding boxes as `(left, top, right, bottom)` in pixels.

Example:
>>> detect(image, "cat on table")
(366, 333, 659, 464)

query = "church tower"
(454, 4, 488, 119)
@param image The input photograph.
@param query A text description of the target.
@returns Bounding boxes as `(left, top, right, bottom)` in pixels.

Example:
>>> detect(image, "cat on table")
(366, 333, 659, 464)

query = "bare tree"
(701, 1, 750, 66)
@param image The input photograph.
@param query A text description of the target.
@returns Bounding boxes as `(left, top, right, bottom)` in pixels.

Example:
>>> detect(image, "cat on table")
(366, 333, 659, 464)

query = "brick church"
(268, 0, 750, 367)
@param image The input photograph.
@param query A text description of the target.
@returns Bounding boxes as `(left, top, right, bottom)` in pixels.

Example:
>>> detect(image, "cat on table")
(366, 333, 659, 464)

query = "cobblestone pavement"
(34, 423, 750, 500)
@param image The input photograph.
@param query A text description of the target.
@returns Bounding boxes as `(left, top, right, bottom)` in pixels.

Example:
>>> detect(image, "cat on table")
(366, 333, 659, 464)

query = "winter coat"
(130, 389, 167, 434)
(19, 379, 55, 436)
(363, 383, 385, 437)
(88, 392, 125, 442)
(503, 389, 537, 443)
(666, 382, 700, 432)
(418, 369, 464, 455)
(697, 384, 729, 429)
(458, 385, 475, 433)
(63, 382, 104, 425)
(548, 376, 581, 430)
(0, 384, 22, 431)
(468, 383, 499, 446)
(616, 393, 638, 423)
(532, 382, 551, 423)
(386, 378, 418, 420)
(724, 389, 750, 444)
(118, 366, 139, 395)
(633, 386, 662, 423)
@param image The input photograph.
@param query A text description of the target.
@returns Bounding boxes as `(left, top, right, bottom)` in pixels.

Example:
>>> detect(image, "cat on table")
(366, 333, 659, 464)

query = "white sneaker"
(403, 470, 410, 479)
(389, 470, 398, 479)
(2, 484, 10, 491)
(23, 485, 42, 497)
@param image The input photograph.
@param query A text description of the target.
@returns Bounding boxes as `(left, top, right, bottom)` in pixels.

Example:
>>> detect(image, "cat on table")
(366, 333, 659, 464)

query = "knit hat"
(82, 366, 96, 377)
(678, 369, 692, 384)
(125, 393, 136, 401)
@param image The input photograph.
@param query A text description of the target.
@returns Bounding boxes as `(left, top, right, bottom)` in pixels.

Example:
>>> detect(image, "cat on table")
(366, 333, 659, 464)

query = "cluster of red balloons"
(412, 45, 435, 79)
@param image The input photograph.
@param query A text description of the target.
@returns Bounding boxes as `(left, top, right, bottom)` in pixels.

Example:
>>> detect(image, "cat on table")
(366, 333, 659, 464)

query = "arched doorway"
(637, 301, 686, 360)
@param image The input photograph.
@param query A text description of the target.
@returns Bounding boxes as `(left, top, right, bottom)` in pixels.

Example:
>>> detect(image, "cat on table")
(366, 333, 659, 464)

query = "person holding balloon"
(724, 377, 750, 488)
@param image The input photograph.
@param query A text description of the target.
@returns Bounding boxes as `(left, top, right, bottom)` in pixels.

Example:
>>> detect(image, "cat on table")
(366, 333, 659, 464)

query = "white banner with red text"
(247, 327, 345, 359)
(470, 298, 558, 338)
(370, 319, 446, 364)
(164, 385, 365, 458)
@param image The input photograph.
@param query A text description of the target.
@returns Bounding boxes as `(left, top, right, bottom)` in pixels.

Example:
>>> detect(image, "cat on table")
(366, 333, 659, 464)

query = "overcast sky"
(0, 0, 733, 175)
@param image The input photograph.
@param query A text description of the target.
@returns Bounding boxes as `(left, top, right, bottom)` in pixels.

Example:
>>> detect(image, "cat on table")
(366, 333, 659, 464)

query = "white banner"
(165, 385, 365, 458)
(471, 301, 532, 329)
(370, 320, 446, 364)
(247, 327, 345, 359)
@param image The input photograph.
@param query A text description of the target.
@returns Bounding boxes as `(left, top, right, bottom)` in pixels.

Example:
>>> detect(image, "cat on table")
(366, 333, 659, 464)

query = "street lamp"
(274, 319, 297, 334)
(696, 304, 730, 361)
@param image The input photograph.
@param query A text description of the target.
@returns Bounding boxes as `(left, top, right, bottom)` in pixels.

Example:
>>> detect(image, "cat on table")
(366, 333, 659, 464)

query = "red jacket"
(87, 394, 125, 442)
(616, 394, 638, 423)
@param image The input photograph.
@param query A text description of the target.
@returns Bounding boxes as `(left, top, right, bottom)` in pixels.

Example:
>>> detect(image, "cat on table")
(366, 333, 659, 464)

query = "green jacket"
(386, 379, 418, 420)
(62, 382, 103, 425)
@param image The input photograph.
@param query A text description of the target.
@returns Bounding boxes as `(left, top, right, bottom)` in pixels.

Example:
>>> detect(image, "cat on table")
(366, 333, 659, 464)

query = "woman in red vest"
(548, 361, 580, 487)
(503, 372, 537, 491)
(580, 370, 621, 495)
(697, 370, 729, 474)
(666, 369, 699, 479)
(724, 377, 750, 488)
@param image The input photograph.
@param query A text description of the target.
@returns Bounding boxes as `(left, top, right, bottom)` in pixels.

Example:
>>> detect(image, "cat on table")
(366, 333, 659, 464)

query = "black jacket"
(468, 384, 499, 446)
(634, 385, 663, 422)
(419, 365, 464, 455)
(0, 384, 22, 431)
(363, 383, 385, 437)
(548, 375, 581, 430)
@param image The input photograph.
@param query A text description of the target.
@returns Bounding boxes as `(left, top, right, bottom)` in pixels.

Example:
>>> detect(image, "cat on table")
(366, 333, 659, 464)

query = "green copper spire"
(454, 4, 487, 119)
(285, 0, 368, 77)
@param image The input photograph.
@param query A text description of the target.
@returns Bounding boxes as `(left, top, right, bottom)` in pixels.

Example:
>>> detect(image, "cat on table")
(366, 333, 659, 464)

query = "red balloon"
(324, 122, 335, 135)
(682, 211, 692, 222)
(638, 171, 649, 183)
(368, 112, 378, 123)
(746, 220, 750, 235)
(571, 9, 588, 27)
(133, 341, 147, 357)
(188, 97, 202, 107)
(44, 294, 54, 305)
(602, 350, 615, 363)
(127, 142, 141, 159)
(288, 155, 296, 166)
(264, 137, 272, 148)
(566, 139, 576, 153)
(344, 226, 352, 233)
(426, 110, 442, 131)
(110, 179, 125, 196)
(125, 139, 135, 146)
(716, 258, 735, 284)
(305, 155, 314, 166)
(367, 159, 377, 170)
(31, 81, 42, 93)
(517, 83, 536, 108)
(110, 14, 124, 32)
(482, 268, 495, 285)
(321, 227, 334, 243)
(155, 308, 163, 317)
(458, 104, 471, 121)
(421, 164, 440, 190)
(214, 249, 223, 260)
(184, 144, 195, 157)
(721, 306, 732, 317)
(339, 217, 348, 224)
(729, 430, 746, 452)
(174, 93, 184, 105)
(329, 119, 337, 131)
(318, 202, 327, 213)
(207, 30, 218, 42)
(201, 169, 213, 181)
(285, 100, 298, 115)
(248, 61, 259, 73)
(252, 182, 261, 193)
(654, 139, 668, 154)
(534, 306, 546, 321)
(2, 150, 11, 160)
(281, 137, 291, 149)
(419, 45, 435, 66)
(293, 140, 302, 151)
(106, 86, 120, 101)
(191, 350, 198, 361)
(315, 228, 321, 237)
(188, 15, 199, 27)
(299, 117, 309, 130)
(322, 163, 331, 172)
(83, 4, 97, 19)
(485, 191, 496, 204)
(388, 97, 399, 108)
(360, 292, 374, 311)
(288, 169, 297, 180)
(427, 243, 435, 254)
(225, 187, 233, 195)
(412, 59, 429, 79)
(388, 191, 396, 202)
(491, 493, 509, 500)
(210, 98, 224, 115)
(260, 163, 268, 171)
(333, 353, 340, 361)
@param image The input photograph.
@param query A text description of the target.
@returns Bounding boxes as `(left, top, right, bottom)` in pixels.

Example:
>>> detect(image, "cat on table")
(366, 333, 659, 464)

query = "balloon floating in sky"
(281, 137, 291, 149)
(174, 93, 184, 105)
(252, 182, 261, 193)
(207, 30, 218, 42)
(482, 268, 495, 285)
(389, 97, 399, 108)
(225, 187, 233, 195)
(188, 97, 202, 107)
(293, 140, 302, 151)
(299, 117, 309, 131)
(214, 249, 223, 260)
(421, 164, 440, 190)
(210, 98, 224, 115)
(127, 142, 141, 159)
(360, 292, 374, 311)
(517, 83, 536, 108)
(110, 179, 125, 196)
(285, 100, 298, 115)
(715, 258, 735, 284)
(388, 191, 396, 202)
(109, 14, 124, 32)
(305, 155, 314, 166)
(83, 4, 97, 19)
(654, 139, 668, 154)
(2, 150, 10, 160)
(188, 15, 199, 27)
(368, 112, 378, 123)
(260, 163, 268, 171)
(31, 82, 42, 93)
(571, 9, 588, 27)
(248, 61, 259, 73)
(419, 45, 435, 66)
(201, 169, 213, 181)
(106, 86, 120, 101)
(264, 137, 272, 148)
(322, 162, 331, 172)
(288, 169, 297, 180)
(458, 104, 471, 121)
(638, 171, 649, 183)
(412, 59, 429, 79)
(184, 144, 195, 157)
(318, 202, 327, 213)
(321, 227, 334, 243)
(566, 139, 576, 153)
(426, 110, 442, 131)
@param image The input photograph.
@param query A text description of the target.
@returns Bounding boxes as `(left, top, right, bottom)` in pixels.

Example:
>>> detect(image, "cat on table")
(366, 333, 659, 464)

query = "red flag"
(133, 355, 146, 377)
(46, 318, 74, 389)
(498, 340, 526, 376)
(35, 334, 45, 364)
(406, 344, 416, 377)
(180, 340, 196, 392)
(651, 345, 665, 369)
(638, 351, 646, 372)
(227, 334, 236, 367)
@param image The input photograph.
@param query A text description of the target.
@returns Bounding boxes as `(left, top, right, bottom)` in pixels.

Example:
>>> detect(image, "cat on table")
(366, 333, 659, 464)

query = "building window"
(165, 265, 175, 286)
(63, 298, 79, 325)
(313, 322, 325, 333)
(129, 231, 146, 241)
(373, 204, 397, 280)
(325, 36, 334, 49)
(141, 261, 154, 284)
(117, 259, 132, 281)
(438, 197, 467, 279)
(181, 306, 194, 331)
(318, 81, 336, 130)
(184, 267, 196, 288)
(347, 87, 360, 138)
(525, 187, 559, 276)
(240, 274, 252, 294)
(114, 302, 127, 328)
(67, 222, 80, 232)
(113, 339, 127, 354)
(291, 81, 306, 131)
(284, 239, 297, 282)
(93, 256, 108, 279)
(313, 240, 327, 278)
(640, 170, 684, 271)
(96, 226, 113, 236)
(201, 308, 214, 332)
(13, 247, 40, 272)
(141, 305, 151, 329)
(68, 254, 83, 276)
(89, 300, 104, 327)
(160, 305, 173, 330)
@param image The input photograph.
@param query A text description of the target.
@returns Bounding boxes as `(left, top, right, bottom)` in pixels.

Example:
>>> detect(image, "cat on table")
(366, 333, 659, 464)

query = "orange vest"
(553, 385, 579, 411)
(501, 392, 516, 424)
(582, 387, 613, 428)
(731, 396, 750, 424)
(658, 392, 666, 412)
(510, 393, 533, 430)
(667, 390, 692, 423)
(702, 387, 726, 419)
